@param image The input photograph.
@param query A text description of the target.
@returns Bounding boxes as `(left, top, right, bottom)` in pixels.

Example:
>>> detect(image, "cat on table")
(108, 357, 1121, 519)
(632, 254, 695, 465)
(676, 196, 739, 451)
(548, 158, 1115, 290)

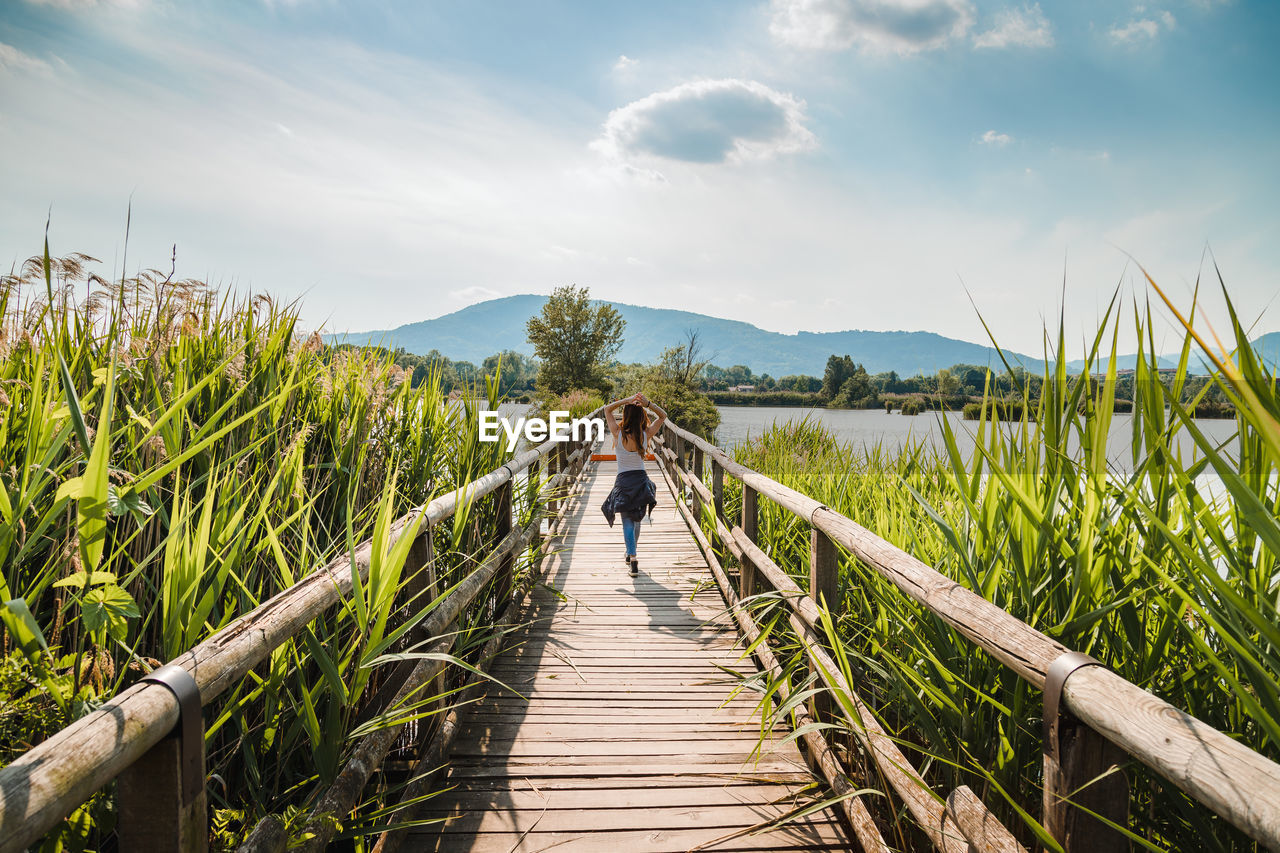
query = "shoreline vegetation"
(713, 297, 1280, 851)
(706, 371, 1244, 419)
(0, 249, 538, 848)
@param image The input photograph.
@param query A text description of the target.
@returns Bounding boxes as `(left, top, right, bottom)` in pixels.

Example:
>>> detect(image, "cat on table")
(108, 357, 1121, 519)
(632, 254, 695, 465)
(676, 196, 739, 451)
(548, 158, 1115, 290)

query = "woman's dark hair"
(621, 403, 647, 452)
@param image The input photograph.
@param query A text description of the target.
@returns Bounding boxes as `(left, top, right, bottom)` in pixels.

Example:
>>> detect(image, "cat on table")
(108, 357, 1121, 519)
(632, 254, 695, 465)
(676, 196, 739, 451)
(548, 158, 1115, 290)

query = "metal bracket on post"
(141, 665, 203, 805)
(1042, 651, 1103, 760)
(1042, 650, 1127, 853)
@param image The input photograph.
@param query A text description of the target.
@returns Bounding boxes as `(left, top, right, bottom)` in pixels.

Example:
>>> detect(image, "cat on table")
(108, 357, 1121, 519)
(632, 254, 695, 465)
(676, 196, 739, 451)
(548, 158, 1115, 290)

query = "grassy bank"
(0, 248, 538, 849)
(714, 298, 1280, 851)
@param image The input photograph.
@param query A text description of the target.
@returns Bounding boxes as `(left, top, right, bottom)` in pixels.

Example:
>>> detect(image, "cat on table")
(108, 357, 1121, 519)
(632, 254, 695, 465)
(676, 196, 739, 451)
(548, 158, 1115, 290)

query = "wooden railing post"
(493, 480, 514, 616)
(1043, 654, 1129, 853)
(710, 460, 727, 565)
(808, 527, 839, 725)
(528, 457, 543, 566)
(547, 443, 561, 518)
(406, 530, 437, 630)
(555, 442, 569, 516)
(711, 459, 724, 520)
(691, 446, 705, 521)
(740, 485, 758, 600)
(118, 667, 207, 853)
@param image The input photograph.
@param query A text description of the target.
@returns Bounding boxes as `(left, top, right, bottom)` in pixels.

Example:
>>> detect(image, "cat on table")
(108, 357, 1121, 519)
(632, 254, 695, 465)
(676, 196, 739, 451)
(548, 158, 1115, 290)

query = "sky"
(1, 0, 1277, 356)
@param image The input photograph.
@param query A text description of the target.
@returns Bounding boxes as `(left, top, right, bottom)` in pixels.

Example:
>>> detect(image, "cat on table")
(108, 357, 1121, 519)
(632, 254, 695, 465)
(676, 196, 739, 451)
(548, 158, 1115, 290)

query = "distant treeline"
(707, 390, 824, 407)
(701, 354, 1244, 418)
(334, 342, 1246, 419)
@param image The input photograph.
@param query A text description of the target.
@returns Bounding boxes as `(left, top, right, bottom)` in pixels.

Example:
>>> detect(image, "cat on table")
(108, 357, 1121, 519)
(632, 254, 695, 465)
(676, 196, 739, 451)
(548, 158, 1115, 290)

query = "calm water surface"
(714, 406, 1240, 476)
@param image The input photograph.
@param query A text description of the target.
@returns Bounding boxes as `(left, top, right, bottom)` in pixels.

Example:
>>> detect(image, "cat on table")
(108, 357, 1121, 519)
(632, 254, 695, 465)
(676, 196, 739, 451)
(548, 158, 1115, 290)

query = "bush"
(963, 399, 1033, 421)
(531, 388, 605, 421)
(639, 378, 720, 439)
(707, 390, 823, 407)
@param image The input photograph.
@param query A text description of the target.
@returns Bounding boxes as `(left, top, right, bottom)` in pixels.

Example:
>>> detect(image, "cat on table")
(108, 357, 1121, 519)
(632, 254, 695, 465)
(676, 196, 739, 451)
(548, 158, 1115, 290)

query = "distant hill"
(326, 295, 1036, 377)
(327, 295, 1279, 378)
(1065, 330, 1280, 374)
(1255, 331, 1280, 369)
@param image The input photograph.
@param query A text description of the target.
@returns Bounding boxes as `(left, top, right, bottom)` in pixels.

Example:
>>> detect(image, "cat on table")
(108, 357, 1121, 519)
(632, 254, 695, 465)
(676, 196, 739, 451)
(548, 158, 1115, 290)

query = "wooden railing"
(654, 419, 1280, 853)
(0, 426, 596, 853)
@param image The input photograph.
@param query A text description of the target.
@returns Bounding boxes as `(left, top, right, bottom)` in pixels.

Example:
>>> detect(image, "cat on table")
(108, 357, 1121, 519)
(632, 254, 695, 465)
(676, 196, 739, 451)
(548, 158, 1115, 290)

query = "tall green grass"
(716, 290, 1279, 851)
(0, 246, 540, 849)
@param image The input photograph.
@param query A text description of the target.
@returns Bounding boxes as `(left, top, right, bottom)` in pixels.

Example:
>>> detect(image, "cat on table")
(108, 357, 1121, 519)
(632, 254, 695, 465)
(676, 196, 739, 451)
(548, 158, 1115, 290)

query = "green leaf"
(56, 476, 85, 503)
(78, 362, 116, 573)
(1, 598, 50, 658)
(302, 628, 348, 707)
(57, 353, 92, 458)
(106, 485, 153, 522)
(81, 584, 140, 640)
(125, 403, 153, 432)
(52, 571, 117, 589)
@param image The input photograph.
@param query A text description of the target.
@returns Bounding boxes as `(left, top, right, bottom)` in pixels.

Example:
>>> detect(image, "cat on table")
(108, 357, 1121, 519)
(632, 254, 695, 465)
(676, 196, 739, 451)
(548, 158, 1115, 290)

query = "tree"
(831, 363, 873, 408)
(663, 329, 713, 386)
(616, 333, 722, 440)
(526, 285, 625, 395)
(821, 355, 856, 401)
(725, 364, 753, 386)
(482, 350, 538, 396)
(937, 367, 960, 398)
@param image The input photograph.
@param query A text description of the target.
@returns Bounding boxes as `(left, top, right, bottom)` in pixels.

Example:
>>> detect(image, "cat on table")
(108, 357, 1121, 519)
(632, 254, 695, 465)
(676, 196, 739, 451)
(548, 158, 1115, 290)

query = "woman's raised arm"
(602, 394, 632, 435)
(641, 395, 667, 439)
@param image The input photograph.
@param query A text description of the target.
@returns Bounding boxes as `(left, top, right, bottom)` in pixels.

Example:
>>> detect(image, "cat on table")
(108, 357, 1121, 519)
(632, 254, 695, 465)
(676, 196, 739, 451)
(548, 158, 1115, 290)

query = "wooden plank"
(421, 803, 844, 834)
(411, 826, 851, 853)
(426, 783, 819, 812)
(402, 459, 851, 852)
(443, 774, 819, 792)
(404, 461, 849, 850)
(442, 760, 811, 779)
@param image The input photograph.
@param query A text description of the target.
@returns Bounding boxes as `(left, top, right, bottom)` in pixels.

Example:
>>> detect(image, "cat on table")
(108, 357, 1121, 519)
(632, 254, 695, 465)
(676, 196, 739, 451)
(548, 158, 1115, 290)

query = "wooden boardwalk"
(410, 455, 851, 852)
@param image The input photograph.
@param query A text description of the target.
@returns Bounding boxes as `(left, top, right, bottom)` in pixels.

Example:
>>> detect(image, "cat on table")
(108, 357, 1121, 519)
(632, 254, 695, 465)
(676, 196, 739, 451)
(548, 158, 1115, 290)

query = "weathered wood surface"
(944, 786, 1027, 853)
(661, 420, 1280, 849)
(658, 457, 890, 853)
(408, 457, 852, 852)
(0, 435, 589, 853)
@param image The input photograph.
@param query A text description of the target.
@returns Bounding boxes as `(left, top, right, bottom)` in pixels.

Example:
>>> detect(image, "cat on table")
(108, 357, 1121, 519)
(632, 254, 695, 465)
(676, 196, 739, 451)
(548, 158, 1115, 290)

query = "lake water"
(479, 401, 1241, 480)
(714, 405, 1240, 476)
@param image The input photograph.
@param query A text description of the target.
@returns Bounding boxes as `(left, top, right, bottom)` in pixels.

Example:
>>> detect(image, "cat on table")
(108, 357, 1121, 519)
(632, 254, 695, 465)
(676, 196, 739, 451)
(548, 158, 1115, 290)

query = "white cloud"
(21, 0, 148, 9)
(979, 130, 1013, 146)
(0, 42, 52, 74)
(769, 0, 974, 55)
(613, 54, 637, 72)
(1108, 10, 1176, 44)
(973, 3, 1053, 49)
(593, 79, 815, 167)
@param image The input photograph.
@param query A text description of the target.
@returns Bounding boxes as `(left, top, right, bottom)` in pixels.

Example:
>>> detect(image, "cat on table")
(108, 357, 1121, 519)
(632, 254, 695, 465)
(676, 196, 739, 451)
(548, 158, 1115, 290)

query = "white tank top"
(615, 433, 646, 473)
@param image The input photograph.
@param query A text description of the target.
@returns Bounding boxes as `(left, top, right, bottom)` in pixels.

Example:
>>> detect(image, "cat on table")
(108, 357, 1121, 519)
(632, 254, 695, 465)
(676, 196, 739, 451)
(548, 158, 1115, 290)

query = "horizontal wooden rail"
(0, 416, 599, 853)
(371, 444, 591, 853)
(659, 419, 1280, 850)
(651, 451, 892, 853)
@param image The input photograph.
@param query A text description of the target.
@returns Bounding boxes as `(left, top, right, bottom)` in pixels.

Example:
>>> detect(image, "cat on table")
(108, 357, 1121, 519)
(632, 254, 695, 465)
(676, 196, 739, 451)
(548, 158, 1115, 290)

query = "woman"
(600, 392, 667, 577)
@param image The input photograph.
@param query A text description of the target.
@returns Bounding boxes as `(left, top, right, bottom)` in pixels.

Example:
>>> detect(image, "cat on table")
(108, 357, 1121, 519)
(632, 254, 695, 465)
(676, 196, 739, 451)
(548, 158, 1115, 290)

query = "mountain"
(326, 295, 1037, 377)
(1064, 331, 1280, 374)
(1255, 331, 1280, 369)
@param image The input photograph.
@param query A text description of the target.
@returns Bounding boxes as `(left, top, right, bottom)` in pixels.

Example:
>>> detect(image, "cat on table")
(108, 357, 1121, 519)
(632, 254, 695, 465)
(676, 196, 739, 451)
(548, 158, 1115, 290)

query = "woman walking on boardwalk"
(600, 392, 667, 577)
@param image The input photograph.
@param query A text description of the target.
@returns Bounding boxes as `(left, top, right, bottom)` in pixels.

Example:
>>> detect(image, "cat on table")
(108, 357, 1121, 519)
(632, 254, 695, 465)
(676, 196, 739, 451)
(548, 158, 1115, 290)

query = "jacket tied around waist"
(601, 469, 657, 526)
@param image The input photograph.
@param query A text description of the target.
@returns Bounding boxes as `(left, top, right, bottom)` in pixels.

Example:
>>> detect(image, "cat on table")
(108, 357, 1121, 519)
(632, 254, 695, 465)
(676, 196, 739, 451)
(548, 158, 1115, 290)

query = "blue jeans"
(622, 516, 641, 557)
